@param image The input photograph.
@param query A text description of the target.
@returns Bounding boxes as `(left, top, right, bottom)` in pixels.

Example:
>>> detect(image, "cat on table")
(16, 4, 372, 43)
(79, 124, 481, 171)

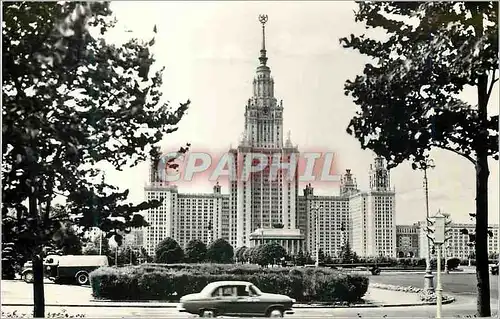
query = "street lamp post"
(423, 159, 435, 293)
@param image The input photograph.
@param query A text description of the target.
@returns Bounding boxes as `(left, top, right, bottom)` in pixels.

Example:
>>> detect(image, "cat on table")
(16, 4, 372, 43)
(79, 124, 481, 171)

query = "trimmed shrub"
(90, 263, 369, 303)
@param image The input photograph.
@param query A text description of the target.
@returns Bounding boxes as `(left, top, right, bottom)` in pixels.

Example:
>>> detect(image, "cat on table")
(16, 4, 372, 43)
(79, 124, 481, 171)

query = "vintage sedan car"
(177, 280, 295, 317)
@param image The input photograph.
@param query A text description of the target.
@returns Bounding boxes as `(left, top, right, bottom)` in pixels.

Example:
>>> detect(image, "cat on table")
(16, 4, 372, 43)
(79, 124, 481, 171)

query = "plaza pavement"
(1, 280, 426, 308)
(2, 279, 499, 318)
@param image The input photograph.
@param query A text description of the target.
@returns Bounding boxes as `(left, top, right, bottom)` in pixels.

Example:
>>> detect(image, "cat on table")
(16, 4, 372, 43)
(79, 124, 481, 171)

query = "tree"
(304, 251, 314, 265)
(82, 243, 99, 256)
(49, 216, 87, 256)
(207, 238, 234, 264)
(294, 251, 306, 266)
(340, 2, 498, 316)
(139, 247, 153, 263)
(324, 254, 334, 265)
(116, 246, 138, 266)
(185, 239, 207, 263)
(235, 246, 248, 263)
(318, 249, 326, 264)
(155, 237, 184, 264)
(265, 242, 287, 266)
(251, 243, 287, 267)
(244, 246, 256, 264)
(2, 3, 189, 316)
(339, 242, 358, 264)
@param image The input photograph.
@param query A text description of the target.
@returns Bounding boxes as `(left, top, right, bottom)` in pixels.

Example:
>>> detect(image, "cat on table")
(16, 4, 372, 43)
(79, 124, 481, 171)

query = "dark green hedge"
(90, 263, 369, 303)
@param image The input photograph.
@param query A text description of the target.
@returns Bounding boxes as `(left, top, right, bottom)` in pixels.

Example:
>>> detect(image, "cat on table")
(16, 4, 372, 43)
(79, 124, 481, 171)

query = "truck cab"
(22, 255, 108, 285)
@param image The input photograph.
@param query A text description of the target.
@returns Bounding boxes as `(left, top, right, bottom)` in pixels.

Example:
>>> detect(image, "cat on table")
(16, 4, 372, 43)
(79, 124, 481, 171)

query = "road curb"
(1, 298, 455, 309)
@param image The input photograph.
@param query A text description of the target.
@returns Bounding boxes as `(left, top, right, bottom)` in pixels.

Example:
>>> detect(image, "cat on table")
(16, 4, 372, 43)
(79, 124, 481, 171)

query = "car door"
(211, 285, 238, 316)
(218, 285, 254, 316)
(232, 285, 262, 316)
(207, 287, 227, 315)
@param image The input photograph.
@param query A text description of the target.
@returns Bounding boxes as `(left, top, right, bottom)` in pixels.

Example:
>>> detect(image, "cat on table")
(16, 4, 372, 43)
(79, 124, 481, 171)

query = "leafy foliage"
(339, 242, 359, 264)
(318, 249, 326, 264)
(340, 3, 498, 316)
(90, 263, 369, 303)
(235, 246, 248, 263)
(116, 246, 138, 266)
(184, 239, 207, 263)
(207, 238, 234, 264)
(2, 1, 189, 258)
(2, 3, 189, 315)
(294, 251, 306, 266)
(248, 243, 287, 267)
(155, 237, 184, 264)
(341, 2, 498, 168)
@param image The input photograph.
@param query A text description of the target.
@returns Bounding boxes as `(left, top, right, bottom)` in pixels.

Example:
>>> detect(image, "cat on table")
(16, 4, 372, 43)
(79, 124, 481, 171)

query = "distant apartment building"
(124, 228, 144, 250)
(418, 222, 499, 259)
(396, 224, 420, 258)
(298, 158, 397, 259)
(143, 179, 229, 256)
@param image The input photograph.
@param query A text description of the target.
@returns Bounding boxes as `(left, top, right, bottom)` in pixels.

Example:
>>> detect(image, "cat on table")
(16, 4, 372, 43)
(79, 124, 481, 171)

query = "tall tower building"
(229, 15, 299, 248)
(366, 156, 396, 256)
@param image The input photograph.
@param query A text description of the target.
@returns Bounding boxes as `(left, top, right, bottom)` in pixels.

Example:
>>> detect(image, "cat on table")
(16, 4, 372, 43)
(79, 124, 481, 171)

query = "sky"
(100, 1, 499, 226)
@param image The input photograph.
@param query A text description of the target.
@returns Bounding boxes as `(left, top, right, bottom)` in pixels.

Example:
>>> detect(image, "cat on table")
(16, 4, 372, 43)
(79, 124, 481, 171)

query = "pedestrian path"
(362, 287, 423, 306)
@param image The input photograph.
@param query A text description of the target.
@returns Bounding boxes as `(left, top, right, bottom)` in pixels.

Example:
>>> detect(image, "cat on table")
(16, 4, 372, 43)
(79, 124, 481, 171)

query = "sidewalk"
(380, 268, 476, 275)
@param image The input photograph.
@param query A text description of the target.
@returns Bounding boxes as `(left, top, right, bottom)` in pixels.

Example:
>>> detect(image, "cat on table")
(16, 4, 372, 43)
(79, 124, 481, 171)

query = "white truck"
(21, 255, 108, 285)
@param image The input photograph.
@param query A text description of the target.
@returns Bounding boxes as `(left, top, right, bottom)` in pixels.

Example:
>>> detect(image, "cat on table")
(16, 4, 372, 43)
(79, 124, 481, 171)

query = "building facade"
(249, 228, 305, 255)
(140, 16, 397, 259)
(299, 161, 397, 259)
(418, 222, 499, 260)
(143, 180, 230, 256)
(396, 224, 420, 258)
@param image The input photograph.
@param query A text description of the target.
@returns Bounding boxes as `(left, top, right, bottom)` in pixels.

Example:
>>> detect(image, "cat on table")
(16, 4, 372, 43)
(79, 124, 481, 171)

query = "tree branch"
(486, 74, 498, 105)
(432, 143, 477, 165)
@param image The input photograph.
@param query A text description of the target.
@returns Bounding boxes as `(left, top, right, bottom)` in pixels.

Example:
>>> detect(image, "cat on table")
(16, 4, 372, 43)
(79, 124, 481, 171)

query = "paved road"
(1, 300, 499, 318)
(369, 273, 499, 300)
(2, 276, 499, 318)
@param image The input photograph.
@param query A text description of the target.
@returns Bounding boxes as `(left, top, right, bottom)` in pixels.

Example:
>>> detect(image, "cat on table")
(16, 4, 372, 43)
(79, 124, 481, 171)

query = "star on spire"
(258, 14, 268, 66)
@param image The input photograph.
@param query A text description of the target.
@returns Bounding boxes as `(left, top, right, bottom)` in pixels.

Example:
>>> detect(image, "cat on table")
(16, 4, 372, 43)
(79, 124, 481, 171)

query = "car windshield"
(249, 285, 261, 296)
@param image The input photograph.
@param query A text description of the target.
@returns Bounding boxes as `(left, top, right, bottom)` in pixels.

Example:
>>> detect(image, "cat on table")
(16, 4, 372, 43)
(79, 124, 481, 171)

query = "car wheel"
(23, 271, 34, 283)
(199, 309, 216, 318)
(268, 308, 284, 317)
(76, 272, 89, 285)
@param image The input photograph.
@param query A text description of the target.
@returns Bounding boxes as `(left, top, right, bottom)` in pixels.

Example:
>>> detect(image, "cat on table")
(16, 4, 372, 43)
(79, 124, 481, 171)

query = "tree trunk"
(475, 73, 491, 317)
(475, 152, 490, 317)
(29, 192, 45, 318)
(32, 254, 45, 318)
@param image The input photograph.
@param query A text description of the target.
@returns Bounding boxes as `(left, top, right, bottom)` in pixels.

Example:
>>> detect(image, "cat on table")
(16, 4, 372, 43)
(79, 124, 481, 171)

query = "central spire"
(258, 14, 268, 66)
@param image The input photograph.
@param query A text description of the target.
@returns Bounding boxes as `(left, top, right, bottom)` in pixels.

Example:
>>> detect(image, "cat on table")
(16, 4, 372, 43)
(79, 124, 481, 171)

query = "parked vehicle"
(21, 255, 108, 285)
(178, 280, 295, 317)
(491, 263, 499, 275)
(323, 263, 391, 275)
